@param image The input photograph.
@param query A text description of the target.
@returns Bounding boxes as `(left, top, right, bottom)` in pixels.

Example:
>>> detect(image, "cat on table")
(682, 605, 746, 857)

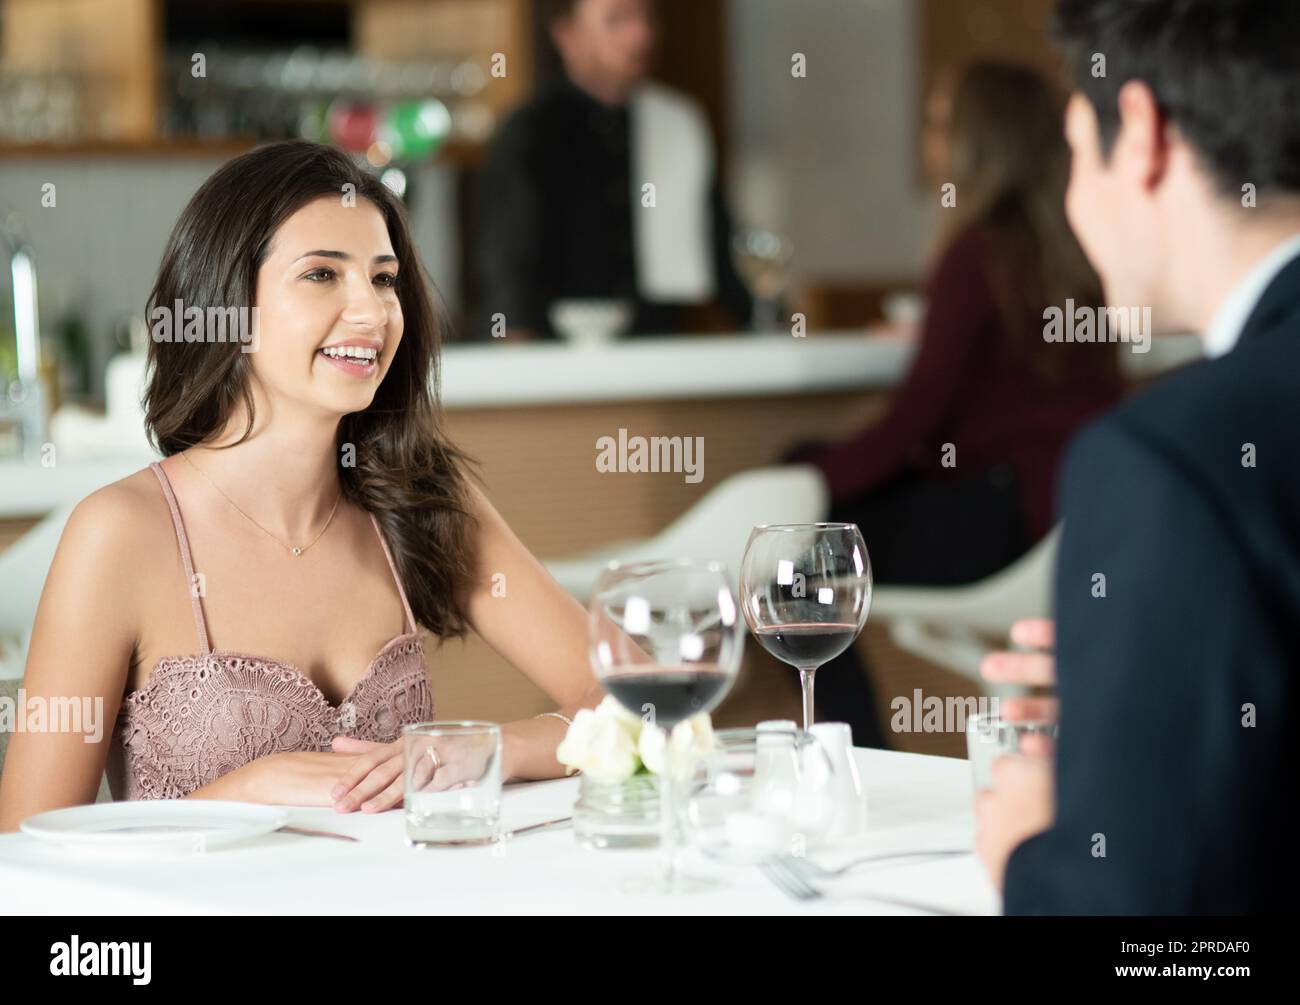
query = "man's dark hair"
(1055, 0, 1300, 197)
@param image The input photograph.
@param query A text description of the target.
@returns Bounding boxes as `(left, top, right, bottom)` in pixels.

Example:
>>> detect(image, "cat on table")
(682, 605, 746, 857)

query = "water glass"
(403, 721, 502, 847)
(966, 713, 1057, 791)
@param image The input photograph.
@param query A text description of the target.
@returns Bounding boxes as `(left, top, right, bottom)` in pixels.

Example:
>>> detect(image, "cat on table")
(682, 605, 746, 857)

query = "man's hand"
(974, 618, 1059, 893)
(981, 618, 1057, 741)
(975, 754, 1055, 893)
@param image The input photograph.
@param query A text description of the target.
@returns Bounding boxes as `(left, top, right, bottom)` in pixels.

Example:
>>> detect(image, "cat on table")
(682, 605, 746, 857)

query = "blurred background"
(0, 0, 1080, 388)
(0, 0, 1201, 750)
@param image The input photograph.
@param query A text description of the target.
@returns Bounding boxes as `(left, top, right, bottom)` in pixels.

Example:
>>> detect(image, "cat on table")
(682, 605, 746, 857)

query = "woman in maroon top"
(793, 63, 1122, 746)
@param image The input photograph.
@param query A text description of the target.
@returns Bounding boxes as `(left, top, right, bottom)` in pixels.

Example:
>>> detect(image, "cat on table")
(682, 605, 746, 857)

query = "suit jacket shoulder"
(1080, 294, 1299, 589)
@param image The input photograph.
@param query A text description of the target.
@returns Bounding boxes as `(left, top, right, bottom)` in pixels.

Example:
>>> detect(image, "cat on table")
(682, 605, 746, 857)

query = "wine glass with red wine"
(588, 558, 745, 894)
(740, 523, 872, 732)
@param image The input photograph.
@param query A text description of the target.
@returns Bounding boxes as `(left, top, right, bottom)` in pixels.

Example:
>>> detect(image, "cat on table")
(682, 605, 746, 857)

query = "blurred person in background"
(476, 0, 752, 341)
(790, 62, 1123, 748)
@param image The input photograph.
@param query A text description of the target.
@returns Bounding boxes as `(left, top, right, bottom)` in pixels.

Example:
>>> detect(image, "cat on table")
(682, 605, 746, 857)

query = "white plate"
(20, 801, 290, 857)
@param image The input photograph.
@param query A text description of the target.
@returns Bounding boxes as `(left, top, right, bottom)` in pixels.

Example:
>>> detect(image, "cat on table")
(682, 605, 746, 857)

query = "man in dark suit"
(975, 0, 1300, 914)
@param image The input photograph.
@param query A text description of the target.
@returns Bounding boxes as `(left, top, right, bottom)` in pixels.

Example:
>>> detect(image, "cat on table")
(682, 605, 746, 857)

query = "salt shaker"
(808, 721, 868, 840)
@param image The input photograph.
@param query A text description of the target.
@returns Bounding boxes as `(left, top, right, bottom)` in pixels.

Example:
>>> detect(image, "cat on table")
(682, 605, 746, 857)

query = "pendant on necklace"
(292, 547, 302, 556)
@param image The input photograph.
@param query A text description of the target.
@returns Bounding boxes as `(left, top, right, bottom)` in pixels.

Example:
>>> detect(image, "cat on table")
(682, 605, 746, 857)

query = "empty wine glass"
(588, 558, 745, 894)
(740, 523, 872, 731)
(732, 228, 793, 332)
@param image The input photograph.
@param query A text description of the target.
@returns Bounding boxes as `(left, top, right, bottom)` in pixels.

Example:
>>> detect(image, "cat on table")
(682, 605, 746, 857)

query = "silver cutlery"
(782, 847, 971, 882)
(278, 816, 574, 843)
(500, 816, 573, 839)
(278, 825, 359, 842)
(759, 856, 967, 915)
(277, 816, 572, 844)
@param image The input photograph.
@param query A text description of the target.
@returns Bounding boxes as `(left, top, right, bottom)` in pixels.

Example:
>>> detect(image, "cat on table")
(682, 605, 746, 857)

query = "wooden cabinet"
(355, 0, 533, 123)
(1, 0, 160, 141)
(0, 0, 534, 159)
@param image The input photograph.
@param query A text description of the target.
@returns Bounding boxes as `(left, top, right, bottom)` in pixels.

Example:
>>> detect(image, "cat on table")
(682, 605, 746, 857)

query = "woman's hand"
(328, 734, 499, 813)
(328, 737, 405, 813)
(200, 750, 365, 806)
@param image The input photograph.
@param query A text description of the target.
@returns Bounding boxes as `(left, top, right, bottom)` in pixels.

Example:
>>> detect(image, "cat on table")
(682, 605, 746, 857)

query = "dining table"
(0, 747, 999, 915)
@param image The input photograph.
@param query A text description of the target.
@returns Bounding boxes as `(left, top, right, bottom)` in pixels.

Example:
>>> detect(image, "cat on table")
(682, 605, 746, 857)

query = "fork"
(759, 856, 967, 915)
(781, 847, 971, 882)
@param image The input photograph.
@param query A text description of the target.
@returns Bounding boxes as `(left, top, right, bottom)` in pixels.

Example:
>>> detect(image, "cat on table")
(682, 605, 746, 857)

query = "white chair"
(0, 505, 119, 801)
(868, 526, 1060, 686)
(0, 503, 75, 677)
(543, 464, 829, 600)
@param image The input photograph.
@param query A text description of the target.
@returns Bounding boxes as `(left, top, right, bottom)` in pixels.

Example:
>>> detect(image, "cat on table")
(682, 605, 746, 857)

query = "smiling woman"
(143, 142, 475, 641)
(0, 141, 606, 830)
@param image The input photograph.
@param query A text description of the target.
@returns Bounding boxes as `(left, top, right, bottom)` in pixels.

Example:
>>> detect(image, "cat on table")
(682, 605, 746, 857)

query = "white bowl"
(548, 299, 633, 347)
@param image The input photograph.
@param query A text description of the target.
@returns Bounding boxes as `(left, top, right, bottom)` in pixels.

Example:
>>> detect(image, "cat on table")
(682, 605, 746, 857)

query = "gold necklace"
(180, 450, 342, 557)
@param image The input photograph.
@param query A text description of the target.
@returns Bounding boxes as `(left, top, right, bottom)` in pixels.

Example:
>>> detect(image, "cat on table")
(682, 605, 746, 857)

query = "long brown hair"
(143, 140, 479, 639)
(936, 62, 1115, 381)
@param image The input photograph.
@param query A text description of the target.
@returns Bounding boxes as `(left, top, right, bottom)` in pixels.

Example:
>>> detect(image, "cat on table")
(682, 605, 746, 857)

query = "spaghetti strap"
(149, 461, 212, 655)
(368, 512, 418, 635)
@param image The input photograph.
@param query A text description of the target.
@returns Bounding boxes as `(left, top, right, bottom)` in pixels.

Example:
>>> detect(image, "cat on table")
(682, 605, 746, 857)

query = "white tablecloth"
(0, 748, 999, 915)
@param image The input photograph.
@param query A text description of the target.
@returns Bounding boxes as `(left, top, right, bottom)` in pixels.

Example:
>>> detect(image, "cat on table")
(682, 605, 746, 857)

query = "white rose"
(637, 721, 668, 775)
(597, 694, 643, 733)
(675, 713, 718, 756)
(639, 714, 718, 781)
(556, 700, 641, 784)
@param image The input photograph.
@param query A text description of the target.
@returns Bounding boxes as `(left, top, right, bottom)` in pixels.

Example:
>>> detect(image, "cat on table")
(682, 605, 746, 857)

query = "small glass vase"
(573, 772, 661, 850)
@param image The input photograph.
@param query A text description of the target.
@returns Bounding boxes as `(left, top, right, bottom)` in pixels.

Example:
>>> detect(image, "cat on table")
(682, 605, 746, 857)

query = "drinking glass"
(966, 713, 1058, 791)
(687, 726, 838, 864)
(402, 721, 502, 847)
(740, 523, 872, 731)
(588, 558, 745, 894)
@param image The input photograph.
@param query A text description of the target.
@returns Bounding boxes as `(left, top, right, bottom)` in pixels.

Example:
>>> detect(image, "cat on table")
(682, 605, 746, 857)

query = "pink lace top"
(107, 461, 432, 801)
